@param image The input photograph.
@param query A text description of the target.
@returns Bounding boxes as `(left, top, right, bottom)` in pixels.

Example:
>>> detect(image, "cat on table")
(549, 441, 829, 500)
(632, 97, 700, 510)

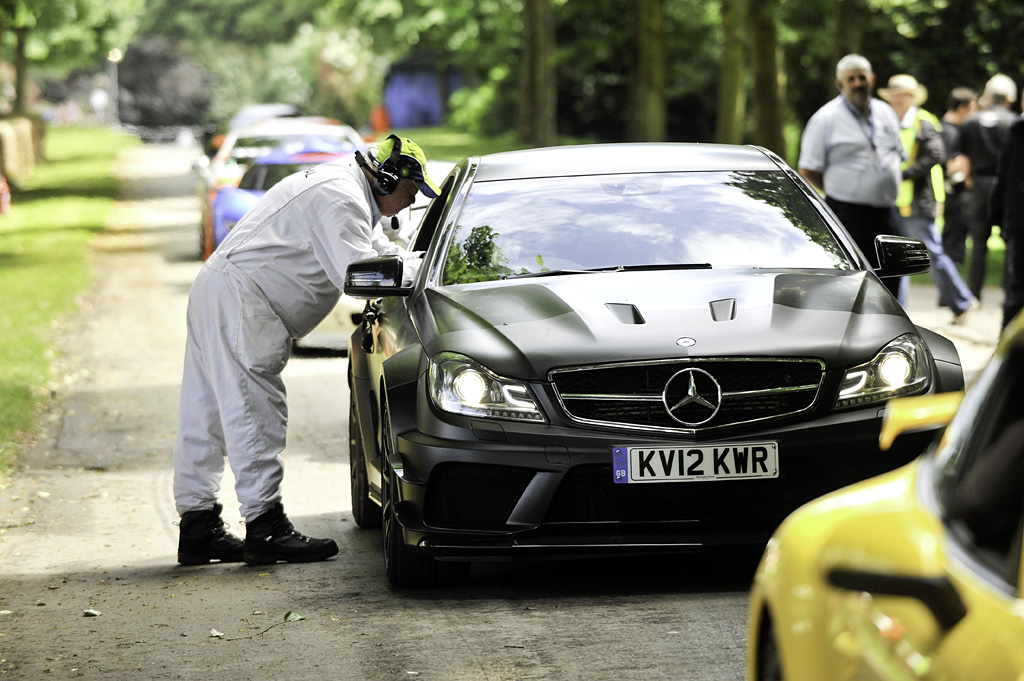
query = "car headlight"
(428, 352, 547, 422)
(835, 334, 931, 409)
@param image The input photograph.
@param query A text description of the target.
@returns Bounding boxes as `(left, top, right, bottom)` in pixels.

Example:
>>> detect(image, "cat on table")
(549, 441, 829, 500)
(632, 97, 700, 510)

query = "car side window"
(412, 175, 455, 253)
(938, 351, 1024, 588)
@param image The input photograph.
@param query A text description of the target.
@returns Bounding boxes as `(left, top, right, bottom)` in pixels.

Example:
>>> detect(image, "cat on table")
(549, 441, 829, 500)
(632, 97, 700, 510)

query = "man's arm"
(903, 118, 945, 181)
(800, 167, 824, 193)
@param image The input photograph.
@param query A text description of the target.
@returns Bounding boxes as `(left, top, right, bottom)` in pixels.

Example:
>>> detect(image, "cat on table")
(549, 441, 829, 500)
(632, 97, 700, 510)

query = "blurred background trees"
(3, 0, 1024, 163)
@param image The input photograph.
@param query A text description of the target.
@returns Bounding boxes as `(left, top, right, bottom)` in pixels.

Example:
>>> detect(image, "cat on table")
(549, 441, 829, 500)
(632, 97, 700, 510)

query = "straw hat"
(878, 74, 928, 107)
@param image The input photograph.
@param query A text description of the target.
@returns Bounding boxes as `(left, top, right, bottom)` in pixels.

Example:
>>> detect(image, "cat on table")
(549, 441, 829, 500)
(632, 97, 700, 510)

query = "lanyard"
(841, 96, 877, 150)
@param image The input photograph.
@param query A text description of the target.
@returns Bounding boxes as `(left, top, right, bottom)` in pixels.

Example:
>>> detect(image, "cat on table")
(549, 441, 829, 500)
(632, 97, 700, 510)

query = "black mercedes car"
(344, 143, 963, 587)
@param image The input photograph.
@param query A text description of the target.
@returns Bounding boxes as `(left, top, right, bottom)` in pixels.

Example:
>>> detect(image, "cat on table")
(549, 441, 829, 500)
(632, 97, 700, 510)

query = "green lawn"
(912, 232, 1006, 290)
(0, 126, 138, 474)
(389, 125, 591, 162)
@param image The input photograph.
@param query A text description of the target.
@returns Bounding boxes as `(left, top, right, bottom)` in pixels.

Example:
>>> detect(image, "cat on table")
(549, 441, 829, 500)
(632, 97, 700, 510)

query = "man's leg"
(174, 272, 229, 515)
(202, 273, 338, 565)
(1003, 234, 1024, 329)
(898, 215, 976, 318)
(826, 198, 903, 301)
(942, 192, 968, 266)
(966, 178, 996, 300)
(173, 270, 243, 564)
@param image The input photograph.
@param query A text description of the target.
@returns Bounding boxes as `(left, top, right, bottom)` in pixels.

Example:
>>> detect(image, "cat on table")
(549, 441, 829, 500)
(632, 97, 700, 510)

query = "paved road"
(0, 142, 759, 680)
(0, 140, 1002, 680)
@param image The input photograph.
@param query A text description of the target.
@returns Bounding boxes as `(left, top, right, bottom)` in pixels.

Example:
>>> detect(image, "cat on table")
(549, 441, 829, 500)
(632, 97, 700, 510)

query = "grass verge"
(0, 125, 138, 474)
(389, 125, 591, 162)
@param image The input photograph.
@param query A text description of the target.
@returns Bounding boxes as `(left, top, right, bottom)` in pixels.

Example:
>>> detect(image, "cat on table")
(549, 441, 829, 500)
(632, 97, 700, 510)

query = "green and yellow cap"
(375, 136, 440, 198)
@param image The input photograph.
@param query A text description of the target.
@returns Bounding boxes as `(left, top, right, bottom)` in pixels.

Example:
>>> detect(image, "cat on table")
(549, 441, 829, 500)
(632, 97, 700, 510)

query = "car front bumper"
(387, 402, 937, 562)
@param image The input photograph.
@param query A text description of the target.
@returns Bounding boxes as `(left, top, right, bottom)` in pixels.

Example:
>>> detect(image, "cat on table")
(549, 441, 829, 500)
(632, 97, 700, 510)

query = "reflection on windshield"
(441, 171, 850, 285)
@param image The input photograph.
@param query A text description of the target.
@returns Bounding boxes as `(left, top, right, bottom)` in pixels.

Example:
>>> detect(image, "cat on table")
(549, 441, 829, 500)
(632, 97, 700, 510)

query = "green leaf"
(283, 611, 306, 622)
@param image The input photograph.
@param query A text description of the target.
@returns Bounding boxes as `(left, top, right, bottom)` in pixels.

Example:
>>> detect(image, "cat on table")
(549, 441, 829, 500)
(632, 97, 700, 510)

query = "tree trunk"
(749, 0, 786, 157)
(835, 0, 868, 60)
(716, 0, 747, 144)
(628, 0, 666, 141)
(14, 27, 29, 114)
(516, 0, 557, 147)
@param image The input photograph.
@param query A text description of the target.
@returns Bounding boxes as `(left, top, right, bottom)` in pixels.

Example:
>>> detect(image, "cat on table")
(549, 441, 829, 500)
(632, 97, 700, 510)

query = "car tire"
(349, 400, 381, 529)
(380, 399, 469, 588)
(757, 614, 784, 681)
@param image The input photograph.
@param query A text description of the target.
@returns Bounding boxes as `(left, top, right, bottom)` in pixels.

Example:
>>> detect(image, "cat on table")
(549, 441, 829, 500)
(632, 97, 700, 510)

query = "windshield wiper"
(500, 263, 712, 280)
(605, 263, 712, 272)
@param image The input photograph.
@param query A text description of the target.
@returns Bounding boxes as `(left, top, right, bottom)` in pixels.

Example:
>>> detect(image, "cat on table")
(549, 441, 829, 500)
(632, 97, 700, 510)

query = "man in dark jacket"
(958, 74, 1018, 300)
(992, 116, 1024, 329)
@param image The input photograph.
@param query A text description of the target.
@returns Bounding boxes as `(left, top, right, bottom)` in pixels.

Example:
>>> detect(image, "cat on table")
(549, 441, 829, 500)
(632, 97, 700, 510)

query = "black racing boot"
(177, 503, 244, 565)
(243, 503, 339, 566)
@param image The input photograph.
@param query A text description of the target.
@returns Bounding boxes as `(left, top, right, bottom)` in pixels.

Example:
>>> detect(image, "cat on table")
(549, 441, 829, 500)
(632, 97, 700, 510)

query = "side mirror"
(875, 235, 930, 278)
(344, 255, 413, 298)
(828, 569, 967, 631)
(879, 392, 963, 450)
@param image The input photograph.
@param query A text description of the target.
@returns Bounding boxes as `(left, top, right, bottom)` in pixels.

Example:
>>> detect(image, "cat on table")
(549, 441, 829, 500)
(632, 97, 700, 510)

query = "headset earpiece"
(354, 135, 404, 197)
(373, 135, 403, 196)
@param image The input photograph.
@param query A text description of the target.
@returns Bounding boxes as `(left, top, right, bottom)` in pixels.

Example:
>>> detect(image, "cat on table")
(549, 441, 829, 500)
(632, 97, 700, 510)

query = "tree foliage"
(6, 0, 1024, 157)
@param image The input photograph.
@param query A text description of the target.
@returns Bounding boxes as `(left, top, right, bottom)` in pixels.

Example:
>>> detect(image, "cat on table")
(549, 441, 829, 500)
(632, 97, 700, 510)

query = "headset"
(354, 134, 403, 196)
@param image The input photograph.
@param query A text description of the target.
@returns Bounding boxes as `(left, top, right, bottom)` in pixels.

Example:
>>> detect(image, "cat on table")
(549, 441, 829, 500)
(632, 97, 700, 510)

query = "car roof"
(470, 143, 781, 181)
(233, 120, 361, 139)
(255, 144, 353, 165)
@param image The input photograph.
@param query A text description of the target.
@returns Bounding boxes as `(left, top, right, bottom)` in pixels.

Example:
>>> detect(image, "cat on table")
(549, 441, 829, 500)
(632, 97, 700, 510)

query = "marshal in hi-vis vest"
(897, 108, 946, 217)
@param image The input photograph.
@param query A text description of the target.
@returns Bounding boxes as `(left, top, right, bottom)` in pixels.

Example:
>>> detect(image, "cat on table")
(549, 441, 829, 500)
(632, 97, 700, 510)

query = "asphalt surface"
(0, 139, 1002, 680)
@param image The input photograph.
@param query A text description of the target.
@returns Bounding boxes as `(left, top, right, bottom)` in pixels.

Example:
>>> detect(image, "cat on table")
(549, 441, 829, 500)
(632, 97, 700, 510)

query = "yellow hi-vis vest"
(897, 108, 946, 216)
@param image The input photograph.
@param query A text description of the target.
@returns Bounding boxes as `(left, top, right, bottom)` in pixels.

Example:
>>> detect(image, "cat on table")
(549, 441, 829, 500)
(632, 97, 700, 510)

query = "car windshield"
(440, 170, 852, 285)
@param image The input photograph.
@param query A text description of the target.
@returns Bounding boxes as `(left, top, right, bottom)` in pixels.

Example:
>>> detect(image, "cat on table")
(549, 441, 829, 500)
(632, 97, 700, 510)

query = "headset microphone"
(354, 134, 403, 197)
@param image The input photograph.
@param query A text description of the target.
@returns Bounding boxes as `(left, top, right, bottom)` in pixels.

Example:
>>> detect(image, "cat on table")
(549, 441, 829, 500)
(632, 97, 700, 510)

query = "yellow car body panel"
(747, 381, 1024, 681)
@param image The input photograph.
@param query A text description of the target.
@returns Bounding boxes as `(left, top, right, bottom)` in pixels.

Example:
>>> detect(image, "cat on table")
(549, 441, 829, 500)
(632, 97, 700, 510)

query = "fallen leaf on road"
(210, 629, 224, 638)
(83, 609, 101, 617)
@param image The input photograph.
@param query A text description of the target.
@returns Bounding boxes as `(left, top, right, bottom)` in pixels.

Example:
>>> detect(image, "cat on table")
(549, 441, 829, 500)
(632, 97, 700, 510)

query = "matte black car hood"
(417, 269, 913, 379)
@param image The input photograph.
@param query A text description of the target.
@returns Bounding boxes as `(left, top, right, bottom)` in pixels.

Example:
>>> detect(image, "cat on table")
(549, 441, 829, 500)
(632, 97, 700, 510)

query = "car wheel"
(380, 399, 468, 588)
(757, 614, 784, 681)
(349, 400, 381, 529)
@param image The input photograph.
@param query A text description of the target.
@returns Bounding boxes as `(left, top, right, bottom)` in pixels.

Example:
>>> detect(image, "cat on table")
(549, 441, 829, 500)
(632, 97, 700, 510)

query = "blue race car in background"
(210, 140, 359, 249)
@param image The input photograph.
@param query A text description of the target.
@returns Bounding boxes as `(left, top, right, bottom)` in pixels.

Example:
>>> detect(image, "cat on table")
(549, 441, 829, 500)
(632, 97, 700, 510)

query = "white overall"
(173, 158, 415, 521)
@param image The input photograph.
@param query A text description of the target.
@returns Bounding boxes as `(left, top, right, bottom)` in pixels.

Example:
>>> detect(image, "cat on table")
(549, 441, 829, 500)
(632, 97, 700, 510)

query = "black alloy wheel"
(380, 396, 468, 588)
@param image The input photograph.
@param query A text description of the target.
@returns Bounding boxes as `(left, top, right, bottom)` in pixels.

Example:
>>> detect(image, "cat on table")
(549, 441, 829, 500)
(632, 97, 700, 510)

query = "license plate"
(612, 442, 778, 484)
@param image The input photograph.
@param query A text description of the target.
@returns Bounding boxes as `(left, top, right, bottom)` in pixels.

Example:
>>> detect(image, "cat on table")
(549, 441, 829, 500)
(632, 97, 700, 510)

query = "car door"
(929, 346, 1024, 680)
(359, 171, 461, 490)
(821, 346, 1024, 681)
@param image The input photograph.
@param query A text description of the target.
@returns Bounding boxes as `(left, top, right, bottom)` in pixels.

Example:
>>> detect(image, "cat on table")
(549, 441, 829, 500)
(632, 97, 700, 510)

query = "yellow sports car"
(747, 316, 1024, 680)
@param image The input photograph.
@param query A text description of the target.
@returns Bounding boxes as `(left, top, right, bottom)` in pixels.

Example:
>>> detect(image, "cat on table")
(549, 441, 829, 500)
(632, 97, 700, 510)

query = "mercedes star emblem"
(662, 367, 722, 426)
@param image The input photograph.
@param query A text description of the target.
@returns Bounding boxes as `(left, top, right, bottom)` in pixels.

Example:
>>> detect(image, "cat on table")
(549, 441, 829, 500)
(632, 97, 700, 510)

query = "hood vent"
(605, 303, 645, 325)
(709, 298, 737, 321)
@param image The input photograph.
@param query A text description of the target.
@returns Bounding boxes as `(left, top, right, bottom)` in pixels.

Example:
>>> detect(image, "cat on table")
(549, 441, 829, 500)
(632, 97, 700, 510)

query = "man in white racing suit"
(173, 135, 439, 566)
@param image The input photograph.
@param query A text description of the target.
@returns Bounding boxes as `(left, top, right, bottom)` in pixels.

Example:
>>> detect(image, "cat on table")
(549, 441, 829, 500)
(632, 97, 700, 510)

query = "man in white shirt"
(173, 135, 440, 566)
(799, 54, 906, 300)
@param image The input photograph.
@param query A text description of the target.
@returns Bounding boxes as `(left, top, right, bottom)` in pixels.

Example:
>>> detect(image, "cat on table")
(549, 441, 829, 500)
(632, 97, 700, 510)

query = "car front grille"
(550, 357, 825, 434)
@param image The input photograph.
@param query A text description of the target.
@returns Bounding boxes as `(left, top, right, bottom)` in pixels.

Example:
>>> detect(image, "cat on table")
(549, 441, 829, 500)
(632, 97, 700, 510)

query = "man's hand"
(799, 167, 825, 194)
